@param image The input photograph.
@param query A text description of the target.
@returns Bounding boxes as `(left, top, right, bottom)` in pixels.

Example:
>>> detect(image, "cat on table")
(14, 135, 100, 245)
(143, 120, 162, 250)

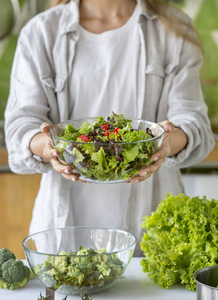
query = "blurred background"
(0, 0, 217, 258)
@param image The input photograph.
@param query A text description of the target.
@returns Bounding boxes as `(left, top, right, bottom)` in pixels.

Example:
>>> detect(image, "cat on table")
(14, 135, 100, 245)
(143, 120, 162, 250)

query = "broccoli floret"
(0, 248, 16, 278)
(0, 258, 30, 290)
(0, 248, 16, 267)
(0, 248, 31, 290)
(77, 248, 96, 256)
(34, 247, 124, 292)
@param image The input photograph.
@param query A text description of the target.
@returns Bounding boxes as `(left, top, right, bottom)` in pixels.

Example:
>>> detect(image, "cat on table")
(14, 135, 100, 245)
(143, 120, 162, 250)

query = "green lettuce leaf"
(111, 112, 132, 128)
(121, 145, 139, 162)
(65, 124, 77, 134)
(91, 147, 108, 170)
(78, 121, 93, 135)
(122, 130, 151, 143)
(93, 116, 106, 127)
(72, 148, 85, 166)
(58, 124, 80, 142)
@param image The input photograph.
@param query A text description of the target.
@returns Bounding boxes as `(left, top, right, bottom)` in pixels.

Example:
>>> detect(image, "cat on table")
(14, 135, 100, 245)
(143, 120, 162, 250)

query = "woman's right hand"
(32, 122, 84, 182)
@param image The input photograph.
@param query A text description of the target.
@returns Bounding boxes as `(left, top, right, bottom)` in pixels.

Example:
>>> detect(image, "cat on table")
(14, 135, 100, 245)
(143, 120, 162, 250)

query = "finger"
(131, 171, 151, 183)
(150, 148, 165, 162)
(159, 120, 175, 133)
(50, 157, 71, 174)
(150, 138, 170, 162)
(147, 158, 165, 174)
(62, 172, 80, 182)
(137, 151, 164, 177)
(43, 140, 60, 159)
(49, 158, 88, 183)
(61, 171, 91, 183)
(40, 122, 52, 134)
(136, 157, 165, 182)
(51, 157, 80, 181)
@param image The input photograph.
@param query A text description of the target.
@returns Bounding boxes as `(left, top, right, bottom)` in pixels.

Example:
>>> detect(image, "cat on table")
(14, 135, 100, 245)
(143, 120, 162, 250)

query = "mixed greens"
(34, 247, 124, 294)
(55, 112, 156, 181)
(140, 193, 218, 291)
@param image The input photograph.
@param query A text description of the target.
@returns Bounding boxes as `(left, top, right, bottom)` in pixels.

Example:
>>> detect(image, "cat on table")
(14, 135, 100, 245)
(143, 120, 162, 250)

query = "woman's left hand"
(130, 120, 175, 183)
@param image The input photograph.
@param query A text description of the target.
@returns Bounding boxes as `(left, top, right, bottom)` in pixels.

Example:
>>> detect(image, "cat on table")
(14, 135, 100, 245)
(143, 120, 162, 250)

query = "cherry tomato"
(113, 127, 121, 133)
(100, 124, 110, 131)
(113, 127, 121, 138)
(104, 131, 110, 138)
(79, 135, 90, 142)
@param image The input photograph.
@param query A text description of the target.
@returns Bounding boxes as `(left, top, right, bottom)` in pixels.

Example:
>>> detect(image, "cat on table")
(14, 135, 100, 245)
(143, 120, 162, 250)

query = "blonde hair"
(146, 0, 202, 49)
(50, 0, 69, 6)
(50, 0, 201, 49)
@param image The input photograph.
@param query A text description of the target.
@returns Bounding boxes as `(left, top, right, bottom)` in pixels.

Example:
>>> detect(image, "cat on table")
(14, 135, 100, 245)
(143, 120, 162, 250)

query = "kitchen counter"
(0, 258, 196, 300)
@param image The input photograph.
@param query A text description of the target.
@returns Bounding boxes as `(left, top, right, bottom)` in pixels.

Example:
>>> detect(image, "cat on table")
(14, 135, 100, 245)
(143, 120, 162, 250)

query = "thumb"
(159, 120, 175, 133)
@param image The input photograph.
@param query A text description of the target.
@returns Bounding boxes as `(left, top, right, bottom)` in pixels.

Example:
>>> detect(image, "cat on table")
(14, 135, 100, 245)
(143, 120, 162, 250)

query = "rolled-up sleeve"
(4, 31, 52, 174)
(164, 39, 215, 168)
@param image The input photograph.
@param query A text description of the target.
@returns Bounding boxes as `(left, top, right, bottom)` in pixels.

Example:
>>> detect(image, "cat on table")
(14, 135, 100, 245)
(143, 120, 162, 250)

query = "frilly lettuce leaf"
(121, 145, 139, 162)
(121, 130, 152, 143)
(78, 121, 93, 135)
(112, 112, 132, 128)
(93, 117, 106, 127)
(65, 124, 77, 134)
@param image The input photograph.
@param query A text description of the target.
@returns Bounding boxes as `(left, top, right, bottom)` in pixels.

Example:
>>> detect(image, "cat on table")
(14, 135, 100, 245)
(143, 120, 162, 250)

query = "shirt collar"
(61, 0, 157, 34)
(60, 0, 80, 34)
(137, 0, 157, 20)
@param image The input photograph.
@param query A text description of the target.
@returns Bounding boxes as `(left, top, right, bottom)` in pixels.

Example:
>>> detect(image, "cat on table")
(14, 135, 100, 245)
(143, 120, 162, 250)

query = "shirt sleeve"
(164, 38, 215, 169)
(4, 31, 53, 174)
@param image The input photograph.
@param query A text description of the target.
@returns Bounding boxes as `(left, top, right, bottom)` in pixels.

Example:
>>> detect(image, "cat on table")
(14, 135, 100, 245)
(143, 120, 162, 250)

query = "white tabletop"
(0, 258, 196, 300)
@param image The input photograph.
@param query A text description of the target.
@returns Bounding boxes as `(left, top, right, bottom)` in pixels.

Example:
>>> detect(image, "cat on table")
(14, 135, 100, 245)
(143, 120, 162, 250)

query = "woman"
(5, 0, 214, 255)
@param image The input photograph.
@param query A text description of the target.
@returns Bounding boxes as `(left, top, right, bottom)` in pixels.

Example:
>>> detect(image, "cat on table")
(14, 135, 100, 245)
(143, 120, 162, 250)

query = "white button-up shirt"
(4, 0, 215, 256)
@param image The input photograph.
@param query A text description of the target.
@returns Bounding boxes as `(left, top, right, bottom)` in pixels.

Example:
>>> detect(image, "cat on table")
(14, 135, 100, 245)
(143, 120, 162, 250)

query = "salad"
(53, 112, 158, 182)
(34, 247, 124, 294)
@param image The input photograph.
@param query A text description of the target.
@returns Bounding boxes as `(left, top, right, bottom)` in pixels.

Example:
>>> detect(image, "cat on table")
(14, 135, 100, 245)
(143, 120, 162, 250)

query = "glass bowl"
(49, 117, 165, 183)
(22, 226, 136, 295)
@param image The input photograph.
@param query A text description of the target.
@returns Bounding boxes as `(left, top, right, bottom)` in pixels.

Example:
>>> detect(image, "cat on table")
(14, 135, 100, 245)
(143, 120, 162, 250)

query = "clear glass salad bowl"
(49, 115, 165, 183)
(23, 226, 136, 296)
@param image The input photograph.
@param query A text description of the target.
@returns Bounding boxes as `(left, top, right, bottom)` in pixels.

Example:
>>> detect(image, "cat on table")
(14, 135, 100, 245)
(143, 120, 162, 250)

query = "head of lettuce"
(140, 193, 218, 291)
